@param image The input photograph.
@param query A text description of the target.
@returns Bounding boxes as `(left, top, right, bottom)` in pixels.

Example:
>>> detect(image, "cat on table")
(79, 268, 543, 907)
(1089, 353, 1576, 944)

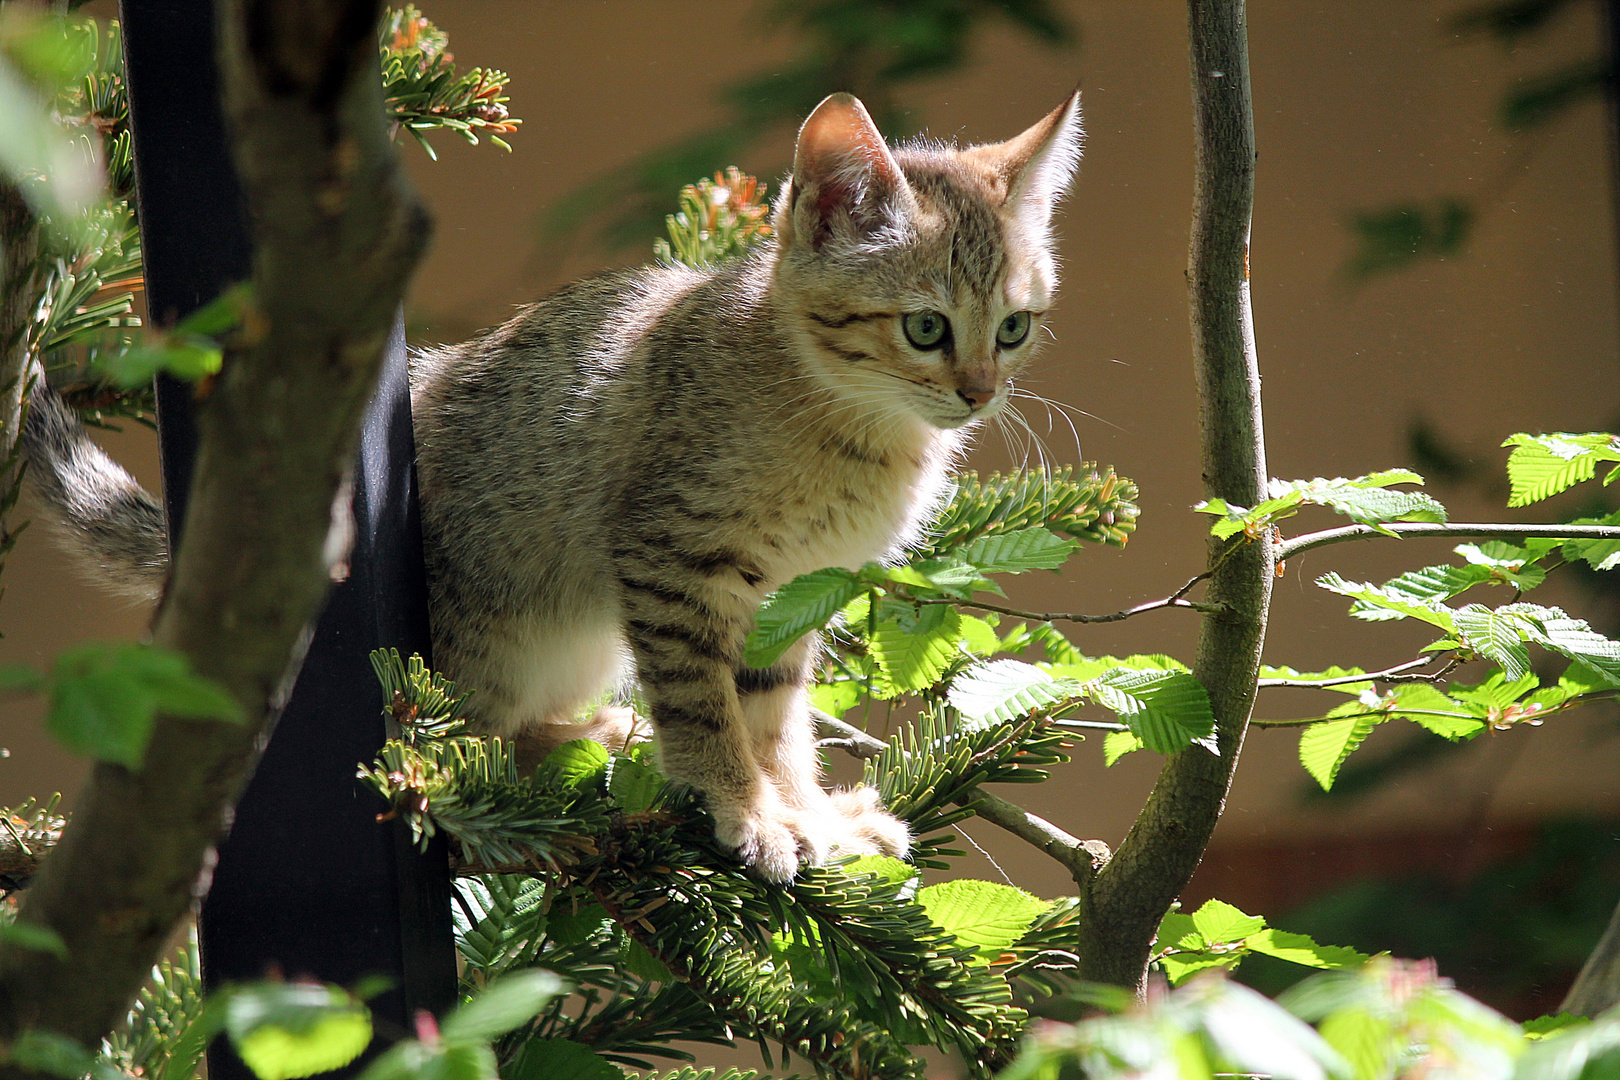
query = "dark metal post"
(119, 2, 456, 1074)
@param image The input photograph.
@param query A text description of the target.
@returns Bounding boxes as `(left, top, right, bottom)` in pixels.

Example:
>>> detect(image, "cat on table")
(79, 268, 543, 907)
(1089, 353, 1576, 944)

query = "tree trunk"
(1076, 0, 1273, 990)
(0, 0, 430, 1064)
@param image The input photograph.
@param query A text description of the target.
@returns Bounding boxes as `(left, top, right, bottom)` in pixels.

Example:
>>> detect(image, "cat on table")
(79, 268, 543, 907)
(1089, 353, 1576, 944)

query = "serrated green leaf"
(1260, 665, 1374, 694)
(1317, 572, 1458, 630)
(46, 643, 242, 768)
(1383, 684, 1484, 739)
(840, 854, 915, 885)
(1160, 951, 1237, 984)
(1449, 671, 1539, 711)
(948, 659, 1082, 726)
(808, 679, 862, 717)
(957, 527, 1078, 574)
(1157, 912, 1203, 952)
(1192, 899, 1266, 944)
(1247, 929, 1368, 970)
(441, 970, 564, 1044)
(536, 739, 608, 788)
(1103, 729, 1143, 766)
(956, 614, 1003, 656)
(505, 1039, 619, 1080)
(1264, 471, 1447, 529)
(915, 879, 1049, 960)
(607, 746, 664, 814)
(225, 983, 372, 1080)
(1300, 713, 1382, 791)
(1087, 668, 1215, 754)
(1503, 432, 1620, 506)
(745, 568, 865, 667)
(869, 606, 961, 694)
(1452, 605, 1533, 680)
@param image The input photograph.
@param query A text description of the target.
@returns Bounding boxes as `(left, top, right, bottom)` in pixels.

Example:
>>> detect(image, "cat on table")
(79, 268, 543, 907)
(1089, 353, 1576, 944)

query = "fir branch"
(0, 796, 65, 894)
(1275, 521, 1620, 562)
(379, 5, 521, 157)
(812, 710, 1110, 892)
(653, 168, 774, 267)
(919, 466, 1139, 558)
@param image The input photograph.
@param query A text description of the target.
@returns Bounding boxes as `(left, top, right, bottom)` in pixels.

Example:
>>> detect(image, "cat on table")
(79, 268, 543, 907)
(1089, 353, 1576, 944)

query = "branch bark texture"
(0, 0, 430, 1059)
(1076, 0, 1273, 990)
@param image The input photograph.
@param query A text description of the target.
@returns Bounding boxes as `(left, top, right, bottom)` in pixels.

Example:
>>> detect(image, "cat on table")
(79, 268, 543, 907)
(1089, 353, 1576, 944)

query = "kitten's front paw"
(829, 786, 911, 858)
(712, 804, 808, 884)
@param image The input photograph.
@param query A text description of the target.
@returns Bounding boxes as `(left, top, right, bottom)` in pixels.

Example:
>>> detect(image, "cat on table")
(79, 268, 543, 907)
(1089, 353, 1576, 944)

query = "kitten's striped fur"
(23, 92, 1084, 881)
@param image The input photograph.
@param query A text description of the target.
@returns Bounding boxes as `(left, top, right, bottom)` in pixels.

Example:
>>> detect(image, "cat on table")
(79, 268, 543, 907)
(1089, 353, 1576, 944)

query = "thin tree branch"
(959, 791, 1110, 890)
(1276, 522, 1620, 562)
(1079, 0, 1271, 992)
(1249, 689, 1620, 730)
(0, 0, 430, 1058)
(1256, 655, 1443, 688)
(919, 594, 1224, 624)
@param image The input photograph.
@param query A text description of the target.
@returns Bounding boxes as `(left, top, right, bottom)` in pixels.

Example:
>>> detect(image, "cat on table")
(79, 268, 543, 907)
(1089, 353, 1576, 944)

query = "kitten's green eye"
(903, 310, 949, 350)
(997, 311, 1032, 348)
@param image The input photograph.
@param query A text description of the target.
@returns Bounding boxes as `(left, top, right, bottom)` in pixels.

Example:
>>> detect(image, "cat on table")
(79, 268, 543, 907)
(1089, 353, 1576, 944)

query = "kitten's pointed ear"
(969, 90, 1084, 225)
(783, 93, 916, 251)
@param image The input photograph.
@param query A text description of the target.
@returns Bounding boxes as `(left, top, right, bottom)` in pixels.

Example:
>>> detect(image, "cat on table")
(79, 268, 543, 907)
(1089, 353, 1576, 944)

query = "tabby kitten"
(23, 91, 1084, 882)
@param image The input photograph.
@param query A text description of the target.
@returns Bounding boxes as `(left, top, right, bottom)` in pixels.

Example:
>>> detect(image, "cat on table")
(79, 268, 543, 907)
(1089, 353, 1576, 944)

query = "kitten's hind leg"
(736, 638, 910, 860)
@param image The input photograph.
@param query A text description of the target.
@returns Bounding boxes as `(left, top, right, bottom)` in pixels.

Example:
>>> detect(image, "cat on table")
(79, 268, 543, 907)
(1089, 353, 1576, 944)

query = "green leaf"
(1247, 929, 1368, 970)
(840, 854, 916, 885)
(9, 1030, 97, 1080)
(1087, 668, 1215, 754)
(915, 880, 1049, 960)
(869, 606, 962, 694)
(948, 659, 1081, 726)
(1191, 899, 1265, 944)
(1502, 432, 1620, 506)
(440, 970, 564, 1044)
(225, 983, 372, 1080)
(505, 1039, 619, 1080)
(1156, 911, 1203, 952)
(1103, 729, 1143, 766)
(0, 920, 66, 958)
(744, 568, 865, 667)
(47, 643, 242, 768)
(1160, 951, 1237, 984)
(1299, 712, 1382, 791)
(1260, 665, 1374, 695)
(1521, 1013, 1588, 1038)
(956, 614, 1003, 656)
(536, 739, 609, 788)
(1316, 572, 1457, 630)
(808, 679, 862, 717)
(1452, 605, 1533, 680)
(1561, 511, 1620, 572)
(956, 527, 1078, 573)
(617, 930, 674, 982)
(607, 745, 664, 814)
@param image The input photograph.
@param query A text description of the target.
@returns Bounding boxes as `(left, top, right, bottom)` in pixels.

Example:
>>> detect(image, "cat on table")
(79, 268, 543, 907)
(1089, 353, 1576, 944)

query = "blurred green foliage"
(537, 0, 1075, 258)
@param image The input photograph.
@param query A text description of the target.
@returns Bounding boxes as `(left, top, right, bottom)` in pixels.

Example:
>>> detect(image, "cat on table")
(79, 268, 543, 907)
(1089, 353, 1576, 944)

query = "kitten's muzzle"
(956, 383, 999, 412)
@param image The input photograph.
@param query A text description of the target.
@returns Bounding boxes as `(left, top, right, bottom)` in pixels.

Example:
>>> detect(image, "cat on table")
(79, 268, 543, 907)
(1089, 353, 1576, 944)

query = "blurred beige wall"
(4, 1, 1618, 904)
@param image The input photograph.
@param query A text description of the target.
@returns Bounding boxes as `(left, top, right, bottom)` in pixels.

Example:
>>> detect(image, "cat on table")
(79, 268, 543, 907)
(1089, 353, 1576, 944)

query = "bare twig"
(1256, 655, 1443, 689)
(1249, 689, 1620, 730)
(1276, 522, 1620, 563)
(960, 791, 1110, 889)
(919, 594, 1224, 624)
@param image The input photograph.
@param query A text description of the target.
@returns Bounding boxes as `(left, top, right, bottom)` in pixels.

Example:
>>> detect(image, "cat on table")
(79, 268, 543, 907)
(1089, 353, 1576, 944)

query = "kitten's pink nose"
(957, 384, 997, 412)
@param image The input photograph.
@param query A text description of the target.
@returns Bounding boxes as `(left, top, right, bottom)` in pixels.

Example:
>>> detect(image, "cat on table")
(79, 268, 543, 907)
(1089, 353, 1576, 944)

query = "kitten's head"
(770, 91, 1083, 435)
